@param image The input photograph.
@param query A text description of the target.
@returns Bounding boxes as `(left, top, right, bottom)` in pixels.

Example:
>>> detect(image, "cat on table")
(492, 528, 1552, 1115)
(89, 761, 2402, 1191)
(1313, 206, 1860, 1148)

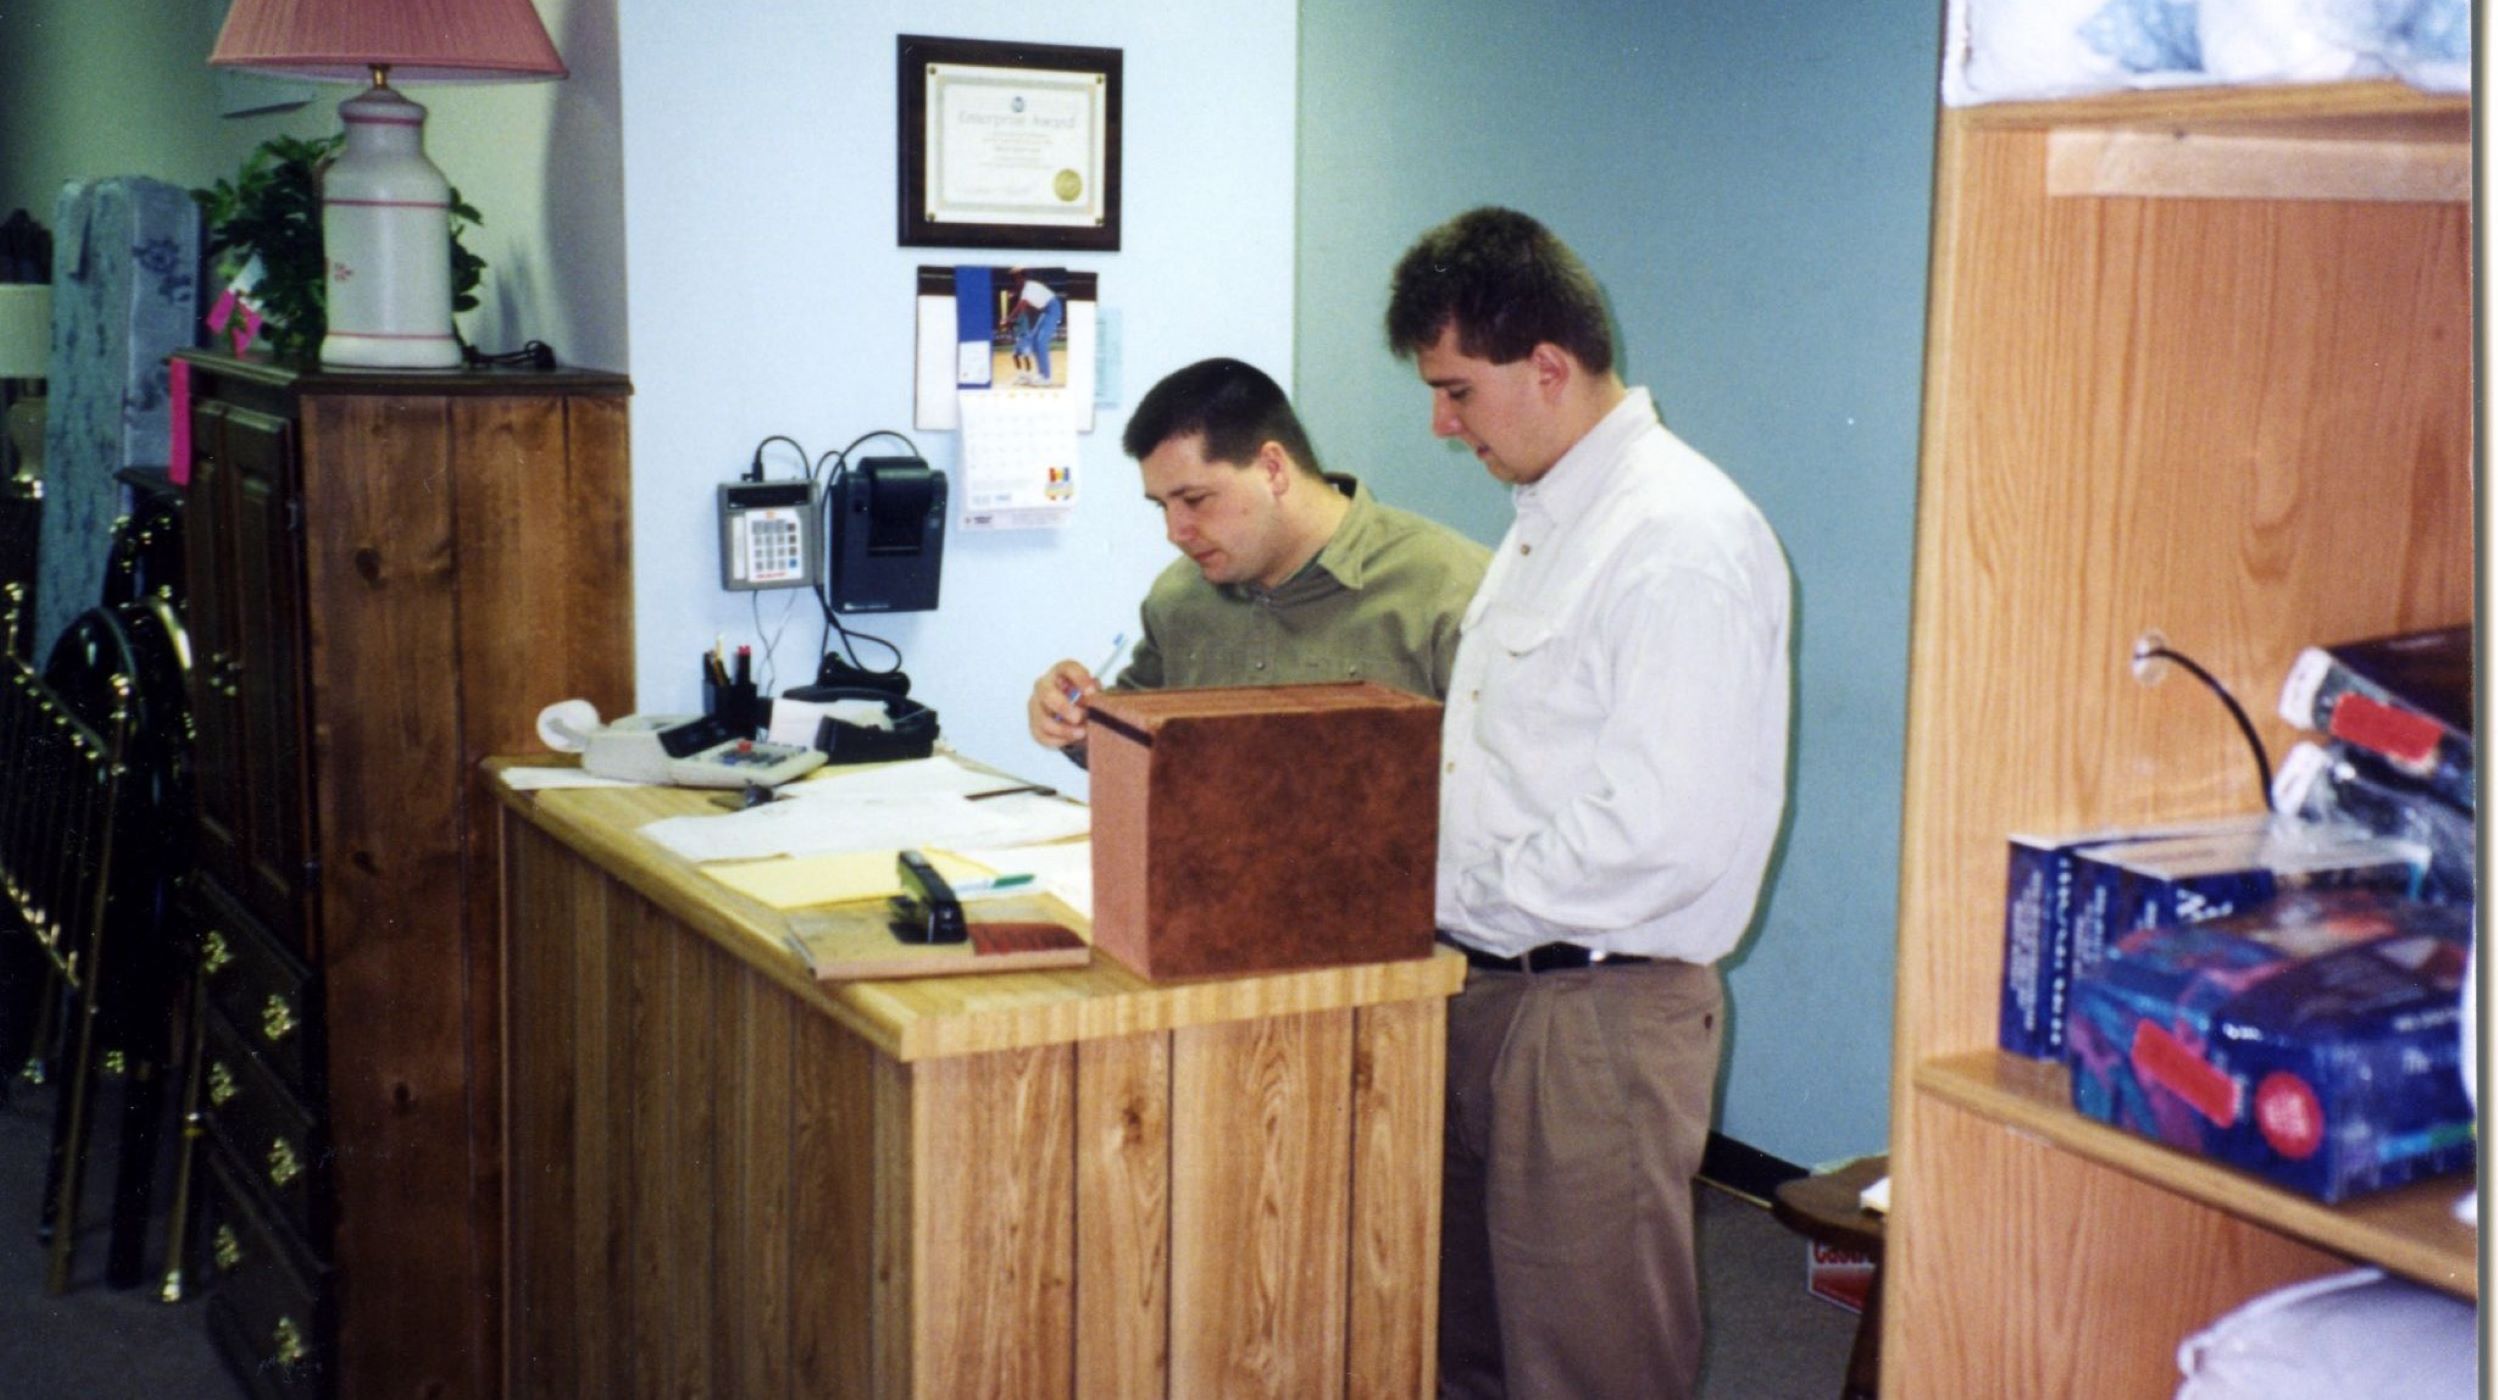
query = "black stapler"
(887, 849, 967, 944)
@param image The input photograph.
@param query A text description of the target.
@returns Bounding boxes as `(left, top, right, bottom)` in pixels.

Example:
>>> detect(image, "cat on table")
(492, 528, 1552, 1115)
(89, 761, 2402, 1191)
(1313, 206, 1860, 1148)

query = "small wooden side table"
(1771, 1153, 1889, 1400)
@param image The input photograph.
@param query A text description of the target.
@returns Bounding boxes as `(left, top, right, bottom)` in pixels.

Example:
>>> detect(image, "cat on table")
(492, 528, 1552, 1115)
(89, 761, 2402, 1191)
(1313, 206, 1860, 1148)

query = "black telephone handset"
(888, 850, 967, 944)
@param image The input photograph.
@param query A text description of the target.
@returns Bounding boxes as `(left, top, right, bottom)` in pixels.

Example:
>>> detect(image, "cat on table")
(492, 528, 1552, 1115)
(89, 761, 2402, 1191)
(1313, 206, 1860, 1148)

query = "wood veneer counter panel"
(495, 776, 1463, 1062)
(1916, 1051, 2476, 1299)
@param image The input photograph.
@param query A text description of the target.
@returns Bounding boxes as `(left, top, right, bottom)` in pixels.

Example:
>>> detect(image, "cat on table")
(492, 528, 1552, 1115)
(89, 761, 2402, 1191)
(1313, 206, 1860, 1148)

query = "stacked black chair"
(2, 581, 194, 1292)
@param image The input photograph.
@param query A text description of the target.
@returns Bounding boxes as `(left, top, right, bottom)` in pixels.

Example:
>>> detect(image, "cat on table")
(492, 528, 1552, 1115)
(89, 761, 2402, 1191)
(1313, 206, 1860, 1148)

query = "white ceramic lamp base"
(321, 84, 460, 369)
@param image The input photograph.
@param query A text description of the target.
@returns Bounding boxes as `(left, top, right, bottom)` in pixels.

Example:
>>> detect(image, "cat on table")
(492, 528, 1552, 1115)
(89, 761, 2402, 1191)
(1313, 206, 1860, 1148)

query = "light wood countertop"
(493, 765, 1463, 1063)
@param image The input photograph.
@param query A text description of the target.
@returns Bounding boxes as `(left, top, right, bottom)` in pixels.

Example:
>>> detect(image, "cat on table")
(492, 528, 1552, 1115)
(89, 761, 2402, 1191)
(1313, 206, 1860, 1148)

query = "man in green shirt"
(1027, 357, 1488, 757)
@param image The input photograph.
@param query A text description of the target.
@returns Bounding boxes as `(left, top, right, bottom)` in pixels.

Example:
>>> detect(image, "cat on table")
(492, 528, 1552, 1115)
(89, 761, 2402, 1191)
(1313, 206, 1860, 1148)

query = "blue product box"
(2067, 889, 2474, 1202)
(2067, 821, 2426, 989)
(1999, 818, 2270, 1061)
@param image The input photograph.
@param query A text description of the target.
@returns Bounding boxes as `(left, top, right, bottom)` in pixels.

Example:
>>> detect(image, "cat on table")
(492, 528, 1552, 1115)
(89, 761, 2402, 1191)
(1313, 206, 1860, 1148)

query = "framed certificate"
(898, 35, 1123, 251)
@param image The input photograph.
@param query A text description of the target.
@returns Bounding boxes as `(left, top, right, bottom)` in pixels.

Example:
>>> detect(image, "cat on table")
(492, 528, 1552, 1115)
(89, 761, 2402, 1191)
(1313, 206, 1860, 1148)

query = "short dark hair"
(1384, 207, 1615, 374)
(1121, 357, 1323, 475)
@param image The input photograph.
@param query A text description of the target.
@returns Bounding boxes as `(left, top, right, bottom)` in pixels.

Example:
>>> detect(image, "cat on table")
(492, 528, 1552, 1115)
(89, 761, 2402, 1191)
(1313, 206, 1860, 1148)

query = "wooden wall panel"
(727, 966, 796, 1397)
(1075, 1031, 1173, 1396)
(792, 1000, 879, 1397)
(1344, 1001, 1443, 1399)
(911, 1046, 1080, 1399)
(574, 830, 630, 1400)
(622, 890, 679, 1400)
(1170, 1010, 1355, 1399)
(664, 919, 726, 1398)
(869, 1053, 916, 1398)
(503, 822, 582, 1400)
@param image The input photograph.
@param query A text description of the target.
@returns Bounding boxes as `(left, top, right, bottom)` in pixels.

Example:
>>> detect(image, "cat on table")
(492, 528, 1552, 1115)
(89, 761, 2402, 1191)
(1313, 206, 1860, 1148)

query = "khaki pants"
(1439, 959, 1724, 1399)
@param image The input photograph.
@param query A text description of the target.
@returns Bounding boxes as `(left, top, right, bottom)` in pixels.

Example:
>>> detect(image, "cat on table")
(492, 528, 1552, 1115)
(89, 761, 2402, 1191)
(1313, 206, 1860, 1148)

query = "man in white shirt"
(1386, 207, 1792, 1399)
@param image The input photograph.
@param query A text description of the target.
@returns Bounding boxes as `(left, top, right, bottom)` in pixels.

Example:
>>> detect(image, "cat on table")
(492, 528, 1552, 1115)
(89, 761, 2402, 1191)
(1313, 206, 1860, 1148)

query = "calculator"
(581, 713, 827, 788)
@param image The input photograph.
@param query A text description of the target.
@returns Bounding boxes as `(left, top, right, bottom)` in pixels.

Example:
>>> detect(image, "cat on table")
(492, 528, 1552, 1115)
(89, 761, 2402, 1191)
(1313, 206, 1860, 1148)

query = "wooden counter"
(495, 777, 1463, 1398)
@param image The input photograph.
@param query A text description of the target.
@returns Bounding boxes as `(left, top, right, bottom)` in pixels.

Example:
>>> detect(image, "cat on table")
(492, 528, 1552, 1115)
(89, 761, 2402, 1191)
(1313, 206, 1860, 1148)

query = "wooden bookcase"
(1886, 81, 2474, 1396)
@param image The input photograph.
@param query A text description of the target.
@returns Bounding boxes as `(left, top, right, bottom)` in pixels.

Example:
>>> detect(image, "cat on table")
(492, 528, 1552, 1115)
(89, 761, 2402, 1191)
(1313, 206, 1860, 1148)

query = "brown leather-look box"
(1086, 682, 1441, 981)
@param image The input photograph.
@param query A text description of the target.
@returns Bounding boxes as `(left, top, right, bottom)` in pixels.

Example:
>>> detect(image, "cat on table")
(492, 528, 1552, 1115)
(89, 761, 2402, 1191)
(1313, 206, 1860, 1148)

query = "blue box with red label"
(2067, 888, 2474, 1203)
(1998, 818, 2273, 1061)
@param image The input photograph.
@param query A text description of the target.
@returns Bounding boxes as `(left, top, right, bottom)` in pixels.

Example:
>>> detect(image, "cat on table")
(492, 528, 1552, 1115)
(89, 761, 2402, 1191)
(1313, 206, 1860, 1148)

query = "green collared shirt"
(1116, 475, 1489, 700)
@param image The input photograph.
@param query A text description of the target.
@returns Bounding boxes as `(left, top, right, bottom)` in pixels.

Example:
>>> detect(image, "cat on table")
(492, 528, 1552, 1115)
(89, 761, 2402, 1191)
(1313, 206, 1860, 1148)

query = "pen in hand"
(1070, 631, 1129, 702)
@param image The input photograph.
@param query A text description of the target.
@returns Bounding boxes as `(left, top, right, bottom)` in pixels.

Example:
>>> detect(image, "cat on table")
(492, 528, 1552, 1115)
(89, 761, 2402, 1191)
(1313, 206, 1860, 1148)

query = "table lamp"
(208, 0, 567, 369)
(0, 283, 50, 483)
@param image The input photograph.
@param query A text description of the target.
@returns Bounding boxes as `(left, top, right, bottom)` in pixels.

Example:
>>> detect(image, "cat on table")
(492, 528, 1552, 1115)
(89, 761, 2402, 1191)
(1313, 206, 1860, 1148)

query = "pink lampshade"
(209, 0, 568, 83)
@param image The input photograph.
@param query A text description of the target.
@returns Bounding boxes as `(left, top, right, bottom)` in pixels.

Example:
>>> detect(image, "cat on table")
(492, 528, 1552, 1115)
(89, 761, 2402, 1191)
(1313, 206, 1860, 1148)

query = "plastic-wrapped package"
(2272, 740, 2473, 907)
(1945, 0, 2471, 104)
(1949, 0, 2201, 104)
(2175, 1269, 2475, 1398)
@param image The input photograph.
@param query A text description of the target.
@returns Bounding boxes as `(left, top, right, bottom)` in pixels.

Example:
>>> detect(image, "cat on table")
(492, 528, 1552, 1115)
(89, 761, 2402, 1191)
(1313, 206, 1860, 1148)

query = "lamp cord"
(2139, 644, 2274, 807)
(460, 339, 557, 370)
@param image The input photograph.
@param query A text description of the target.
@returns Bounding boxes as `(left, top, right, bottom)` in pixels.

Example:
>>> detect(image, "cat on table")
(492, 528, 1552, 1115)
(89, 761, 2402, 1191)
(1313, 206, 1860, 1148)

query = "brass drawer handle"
(207, 1061, 238, 1107)
(201, 930, 233, 976)
(267, 1136, 301, 1187)
(260, 994, 298, 1044)
(213, 1224, 242, 1272)
(273, 1315, 308, 1369)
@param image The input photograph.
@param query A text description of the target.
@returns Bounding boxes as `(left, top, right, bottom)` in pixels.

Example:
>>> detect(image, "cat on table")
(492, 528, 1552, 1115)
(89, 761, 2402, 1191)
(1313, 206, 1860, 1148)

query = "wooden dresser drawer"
(202, 1005, 326, 1249)
(203, 1151, 330, 1400)
(193, 879, 319, 1095)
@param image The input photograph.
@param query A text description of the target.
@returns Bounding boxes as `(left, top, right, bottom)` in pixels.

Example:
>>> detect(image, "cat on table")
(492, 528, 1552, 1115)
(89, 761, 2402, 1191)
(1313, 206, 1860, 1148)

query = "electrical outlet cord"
(747, 434, 810, 483)
(2135, 642, 2274, 806)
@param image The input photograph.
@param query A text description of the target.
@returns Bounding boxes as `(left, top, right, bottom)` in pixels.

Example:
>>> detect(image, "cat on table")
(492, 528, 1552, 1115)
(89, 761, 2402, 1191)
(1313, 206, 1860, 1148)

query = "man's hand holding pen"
(1027, 633, 1128, 752)
(1027, 658, 1103, 750)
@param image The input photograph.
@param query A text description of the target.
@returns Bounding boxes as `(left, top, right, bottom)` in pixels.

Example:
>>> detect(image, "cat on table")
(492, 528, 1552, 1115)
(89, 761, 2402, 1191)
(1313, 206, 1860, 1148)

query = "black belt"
(1439, 934, 1654, 973)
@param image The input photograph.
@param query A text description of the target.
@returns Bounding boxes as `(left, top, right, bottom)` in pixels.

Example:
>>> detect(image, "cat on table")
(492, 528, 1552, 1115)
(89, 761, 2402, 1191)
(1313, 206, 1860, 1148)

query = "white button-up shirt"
(1437, 388, 1791, 964)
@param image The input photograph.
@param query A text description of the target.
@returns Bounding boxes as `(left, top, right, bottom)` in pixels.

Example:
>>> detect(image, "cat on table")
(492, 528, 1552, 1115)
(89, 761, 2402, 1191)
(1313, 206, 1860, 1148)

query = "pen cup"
(704, 670, 761, 736)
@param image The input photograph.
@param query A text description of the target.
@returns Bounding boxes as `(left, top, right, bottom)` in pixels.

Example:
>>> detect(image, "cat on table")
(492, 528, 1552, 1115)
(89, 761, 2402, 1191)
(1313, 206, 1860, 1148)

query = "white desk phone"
(536, 700, 827, 789)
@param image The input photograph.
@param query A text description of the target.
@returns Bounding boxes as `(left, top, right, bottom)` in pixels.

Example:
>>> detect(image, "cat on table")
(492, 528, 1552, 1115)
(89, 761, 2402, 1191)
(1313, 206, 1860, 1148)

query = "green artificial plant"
(194, 134, 336, 362)
(195, 134, 489, 363)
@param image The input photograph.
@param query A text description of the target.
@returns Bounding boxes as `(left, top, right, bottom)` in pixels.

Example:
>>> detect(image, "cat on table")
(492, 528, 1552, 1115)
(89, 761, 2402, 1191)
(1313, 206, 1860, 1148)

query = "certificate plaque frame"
(898, 35, 1123, 252)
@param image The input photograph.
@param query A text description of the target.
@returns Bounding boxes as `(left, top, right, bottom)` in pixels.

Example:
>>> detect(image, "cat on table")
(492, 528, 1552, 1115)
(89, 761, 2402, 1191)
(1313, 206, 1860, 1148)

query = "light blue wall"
(1297, 1, 1939, 1167)
(617, 2, 1297, 783)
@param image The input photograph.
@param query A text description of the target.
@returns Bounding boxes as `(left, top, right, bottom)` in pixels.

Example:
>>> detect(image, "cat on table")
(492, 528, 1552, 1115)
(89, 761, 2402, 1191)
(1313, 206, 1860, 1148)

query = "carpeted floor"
(1695, 1180, 1865, 1398)
(0, 1074, 228, 1398)
(0, 1072, 1860, 1399)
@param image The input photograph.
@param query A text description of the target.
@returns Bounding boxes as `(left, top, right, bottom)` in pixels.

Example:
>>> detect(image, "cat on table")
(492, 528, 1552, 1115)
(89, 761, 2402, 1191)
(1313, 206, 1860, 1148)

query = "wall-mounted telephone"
(718, 479, 822, 591)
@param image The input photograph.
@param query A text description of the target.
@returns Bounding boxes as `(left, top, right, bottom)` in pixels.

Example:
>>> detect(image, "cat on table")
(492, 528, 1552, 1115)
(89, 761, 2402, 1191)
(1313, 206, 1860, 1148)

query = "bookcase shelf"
(1884, 62, 2475, 1397)
(1916, 1050, 2473, 1298)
